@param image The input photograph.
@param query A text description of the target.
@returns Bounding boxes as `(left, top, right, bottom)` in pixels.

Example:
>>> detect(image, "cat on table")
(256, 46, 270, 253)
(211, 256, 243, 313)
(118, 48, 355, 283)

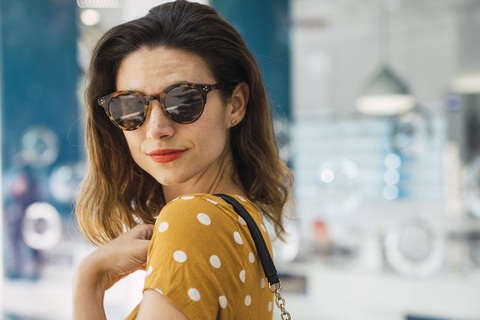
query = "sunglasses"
(98, 82, 233, 131)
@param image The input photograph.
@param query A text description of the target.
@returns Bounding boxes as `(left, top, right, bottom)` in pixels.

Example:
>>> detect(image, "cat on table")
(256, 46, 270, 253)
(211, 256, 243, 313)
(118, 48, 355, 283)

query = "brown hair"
(76, 0, 294, 246)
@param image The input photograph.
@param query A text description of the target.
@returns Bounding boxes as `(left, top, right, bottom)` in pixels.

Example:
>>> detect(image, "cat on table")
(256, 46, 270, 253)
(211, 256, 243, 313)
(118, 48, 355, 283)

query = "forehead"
(116, 47, 214, 91)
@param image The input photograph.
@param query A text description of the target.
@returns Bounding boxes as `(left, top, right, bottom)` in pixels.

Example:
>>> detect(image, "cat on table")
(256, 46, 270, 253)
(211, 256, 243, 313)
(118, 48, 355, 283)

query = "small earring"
(231, 119, 237, 126)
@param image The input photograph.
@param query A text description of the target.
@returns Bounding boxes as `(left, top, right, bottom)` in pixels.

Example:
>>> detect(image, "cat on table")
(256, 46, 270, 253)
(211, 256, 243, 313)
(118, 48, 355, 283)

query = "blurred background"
(1, 0, 480, 319)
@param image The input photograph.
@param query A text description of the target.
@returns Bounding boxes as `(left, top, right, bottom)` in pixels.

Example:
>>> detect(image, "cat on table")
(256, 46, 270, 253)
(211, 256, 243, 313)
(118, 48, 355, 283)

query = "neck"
(162, 150, 246, 203)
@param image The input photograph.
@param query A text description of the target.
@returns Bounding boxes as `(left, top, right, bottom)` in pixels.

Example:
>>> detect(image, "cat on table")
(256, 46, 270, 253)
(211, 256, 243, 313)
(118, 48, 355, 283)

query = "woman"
(73, 1, 294, 319)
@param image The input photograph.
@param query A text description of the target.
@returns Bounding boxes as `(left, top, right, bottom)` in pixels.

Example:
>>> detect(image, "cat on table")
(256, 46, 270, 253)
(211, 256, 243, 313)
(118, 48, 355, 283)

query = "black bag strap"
(214, 194, 279, 286)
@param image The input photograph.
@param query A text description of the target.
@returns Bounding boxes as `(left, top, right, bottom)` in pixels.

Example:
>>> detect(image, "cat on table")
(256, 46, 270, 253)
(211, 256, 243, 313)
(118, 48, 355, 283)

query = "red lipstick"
(148, 149, 186, 163)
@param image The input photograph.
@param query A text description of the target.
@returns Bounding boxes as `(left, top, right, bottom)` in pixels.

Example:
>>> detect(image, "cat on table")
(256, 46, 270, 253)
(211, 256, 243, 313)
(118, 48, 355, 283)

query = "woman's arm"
(72, 256, 108, 320)
(136, 290, 188, 319)
(72, 224, 154, 320)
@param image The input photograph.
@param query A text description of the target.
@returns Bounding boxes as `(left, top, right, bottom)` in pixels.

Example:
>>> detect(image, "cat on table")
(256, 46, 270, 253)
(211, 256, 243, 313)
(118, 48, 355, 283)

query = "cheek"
(195, 112, 228, 149)
(197, 126, 229, 160)
(123, 131, 143, 159)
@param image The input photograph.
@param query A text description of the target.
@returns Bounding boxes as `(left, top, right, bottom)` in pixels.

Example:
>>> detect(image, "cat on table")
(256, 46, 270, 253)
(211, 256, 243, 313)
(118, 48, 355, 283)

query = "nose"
(145, 100, 175, 140)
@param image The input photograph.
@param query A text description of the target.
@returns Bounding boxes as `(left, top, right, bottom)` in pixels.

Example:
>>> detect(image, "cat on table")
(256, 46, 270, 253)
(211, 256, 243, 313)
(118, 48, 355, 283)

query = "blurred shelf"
(3, 270, 142, 320)
(276, 260, 480, 320)
(4, 277, 72, 320)
(5, 252, 480, 320)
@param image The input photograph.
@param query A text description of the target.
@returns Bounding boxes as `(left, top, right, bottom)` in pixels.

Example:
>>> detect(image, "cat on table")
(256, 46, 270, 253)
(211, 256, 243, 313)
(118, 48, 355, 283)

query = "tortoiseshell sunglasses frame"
(98, 82, 231, 131)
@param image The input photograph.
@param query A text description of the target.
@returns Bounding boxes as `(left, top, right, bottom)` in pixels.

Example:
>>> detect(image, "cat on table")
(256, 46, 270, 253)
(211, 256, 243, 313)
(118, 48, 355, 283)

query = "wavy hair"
(76, 0, 294, 246)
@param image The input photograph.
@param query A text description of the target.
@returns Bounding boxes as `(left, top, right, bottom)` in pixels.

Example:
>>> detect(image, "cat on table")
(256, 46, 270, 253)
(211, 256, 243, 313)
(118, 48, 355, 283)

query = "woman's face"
(116, 47, 233, 188)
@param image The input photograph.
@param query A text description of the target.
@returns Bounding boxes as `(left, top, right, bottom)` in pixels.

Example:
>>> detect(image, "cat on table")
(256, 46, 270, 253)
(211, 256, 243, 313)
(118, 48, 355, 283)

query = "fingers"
(85, 224, 154, 291)
(135, 240, 151, 258)
(144, 224, 154, 239)
(129, 225, 154, 261)
(130, 224, 154, 240)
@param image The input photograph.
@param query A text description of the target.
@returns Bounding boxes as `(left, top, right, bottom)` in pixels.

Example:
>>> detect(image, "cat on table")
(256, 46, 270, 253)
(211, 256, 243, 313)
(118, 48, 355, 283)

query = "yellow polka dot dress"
(124, 194, 275, 319)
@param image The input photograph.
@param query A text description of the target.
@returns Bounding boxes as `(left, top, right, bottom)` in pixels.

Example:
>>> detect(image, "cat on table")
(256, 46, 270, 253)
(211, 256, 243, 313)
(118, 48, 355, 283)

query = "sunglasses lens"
(165, 87, 204, 123)
(109, 95, 145, 129)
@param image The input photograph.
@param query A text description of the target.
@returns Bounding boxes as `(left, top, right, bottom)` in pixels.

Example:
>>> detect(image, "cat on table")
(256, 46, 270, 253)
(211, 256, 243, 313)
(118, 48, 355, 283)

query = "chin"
(151, 171, 192, 187)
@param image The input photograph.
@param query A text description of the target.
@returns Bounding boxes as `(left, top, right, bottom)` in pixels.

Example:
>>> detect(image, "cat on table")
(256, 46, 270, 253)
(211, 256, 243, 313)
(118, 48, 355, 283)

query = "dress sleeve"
(143, 195, 247, 319)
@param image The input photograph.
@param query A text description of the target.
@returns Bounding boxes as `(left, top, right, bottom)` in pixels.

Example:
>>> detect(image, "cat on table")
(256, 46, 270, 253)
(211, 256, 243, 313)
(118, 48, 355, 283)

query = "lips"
(148, 149, 186, 163)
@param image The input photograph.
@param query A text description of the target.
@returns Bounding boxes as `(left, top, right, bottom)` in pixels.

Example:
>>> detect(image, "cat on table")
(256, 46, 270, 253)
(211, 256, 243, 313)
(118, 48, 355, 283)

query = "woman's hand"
(73, 224, 154, 320)
(78, 224, 154, 291)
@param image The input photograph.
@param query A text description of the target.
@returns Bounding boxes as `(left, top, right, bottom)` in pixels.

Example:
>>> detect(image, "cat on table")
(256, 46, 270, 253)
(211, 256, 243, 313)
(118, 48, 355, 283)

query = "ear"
(227, 82, 249, 127)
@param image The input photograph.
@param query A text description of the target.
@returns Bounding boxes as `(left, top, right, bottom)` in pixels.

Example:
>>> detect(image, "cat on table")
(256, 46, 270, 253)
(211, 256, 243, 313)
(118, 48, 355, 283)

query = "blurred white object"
(49, 162, 85, 203)
(389, 110, 431, 159)
(80, 9, 101, 26)
(317, 158, 362, 215)
(271, 223, 301, 262)
(382, 184, 399, 200)
(444, 142, 466, 219)
(22, 202, 62, 250)
(76, 0, 123, 8)
(357, 232, 383, 272)
(356, 66, 415, 116)
(20, 126, 59, 168)
(384, 153, 401, 169)
(383, 153, 402, 200)
(451, 73, 480, 94)
(357, 95, 415, 116)
(273, 117, 292, 162)
(384, 217, 444, 277)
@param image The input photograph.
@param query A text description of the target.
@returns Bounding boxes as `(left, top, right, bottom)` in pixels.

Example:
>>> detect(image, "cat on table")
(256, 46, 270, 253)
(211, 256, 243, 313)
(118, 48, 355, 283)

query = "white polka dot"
(239, 270, 245, 283)
(188, 288, 201, 301)
(268, 301, 273, 311)
(155, 288, 163, 295)
(181, 196, 195, 200)
(146, 266, 153, 276)
(158, 222, 169, 232)
(238, 216, 246, 225)
(219, 296, 227, 309)
(197, 213, 211, 225)
(249, 252, 255, 263)
(245, 295, 251, 306)
(260, 278, 265, 289)
(173, 251, 187, 263)
(206, 198, 218, 205)
(261, 224, 267, 232)
(172, 197, 179, 201)
(234, 232, 243, 245)
(210, 255, 221, 268)
(235, 195, 247, 202)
